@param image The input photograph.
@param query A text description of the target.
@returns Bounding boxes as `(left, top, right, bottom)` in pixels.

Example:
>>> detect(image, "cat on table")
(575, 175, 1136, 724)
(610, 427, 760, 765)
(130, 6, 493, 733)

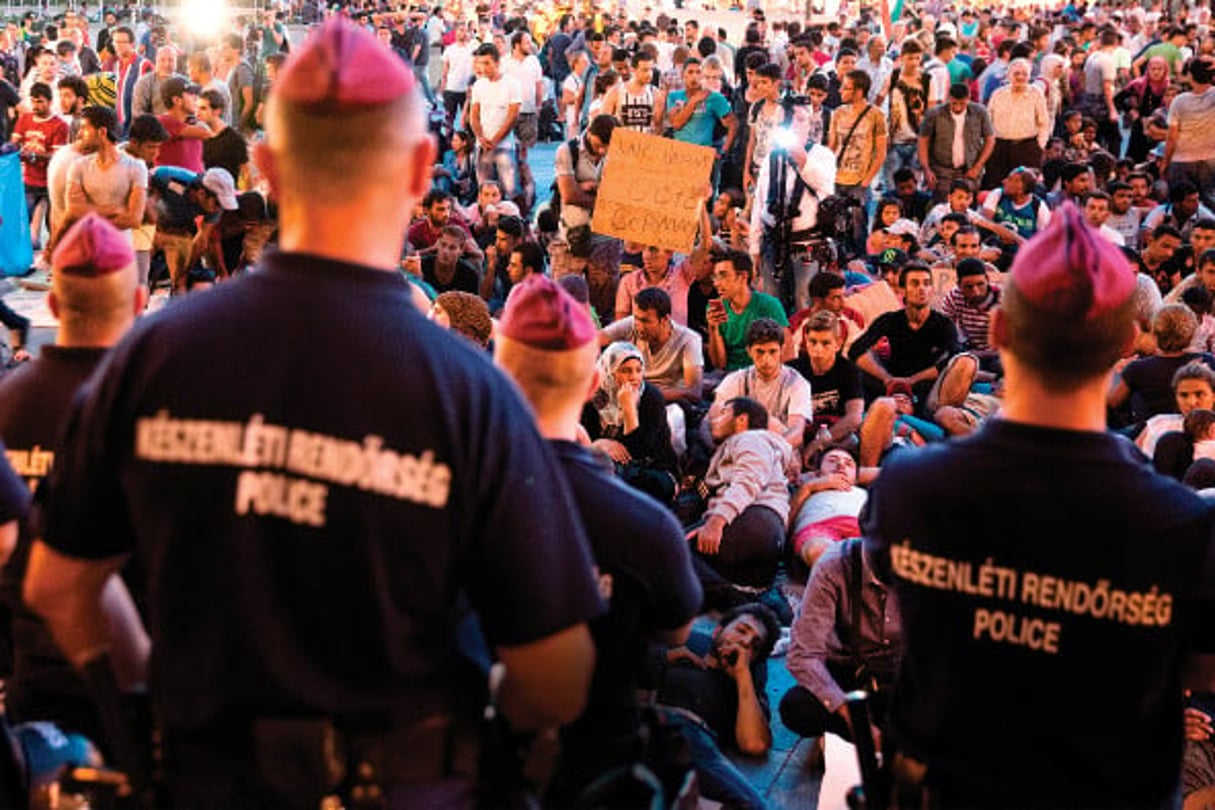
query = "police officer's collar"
(259, 250, 414, 288)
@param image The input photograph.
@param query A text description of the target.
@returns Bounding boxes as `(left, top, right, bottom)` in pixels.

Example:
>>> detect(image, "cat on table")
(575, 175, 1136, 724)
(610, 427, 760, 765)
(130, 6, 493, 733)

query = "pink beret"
(274, 19, 415, 111)
(499, 275, 596, 350)
(51, 213, 134, 277)
(1009, 202, 1136, 321)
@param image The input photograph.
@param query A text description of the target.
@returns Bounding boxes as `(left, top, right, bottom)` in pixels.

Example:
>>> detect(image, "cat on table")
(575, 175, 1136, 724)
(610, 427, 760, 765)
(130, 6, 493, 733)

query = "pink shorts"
(792, 515, 861, 556)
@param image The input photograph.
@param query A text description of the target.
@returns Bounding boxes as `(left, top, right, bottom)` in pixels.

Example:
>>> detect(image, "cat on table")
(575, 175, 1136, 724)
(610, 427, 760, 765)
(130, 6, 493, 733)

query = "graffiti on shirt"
(5, 445, 54, 490)
(890, 540, 1173, 656)
(134, 411, 452, 528)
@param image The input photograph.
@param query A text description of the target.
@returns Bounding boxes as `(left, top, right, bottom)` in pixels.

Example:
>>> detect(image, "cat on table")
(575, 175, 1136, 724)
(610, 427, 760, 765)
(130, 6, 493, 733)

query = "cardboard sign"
(591, 130, 716, 253)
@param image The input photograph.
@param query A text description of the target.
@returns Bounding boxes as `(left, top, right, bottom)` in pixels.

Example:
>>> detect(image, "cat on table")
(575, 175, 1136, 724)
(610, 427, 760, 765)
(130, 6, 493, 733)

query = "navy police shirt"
(39, 251, 605, 731)
(552, 439, 701, 752)
(0, 346, 109, 720)
(864, 418, 1215, 807)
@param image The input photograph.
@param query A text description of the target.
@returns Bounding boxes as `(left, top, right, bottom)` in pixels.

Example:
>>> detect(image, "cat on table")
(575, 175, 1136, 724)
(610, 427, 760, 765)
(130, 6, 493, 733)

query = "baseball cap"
(499, 275, 595, 350)
(1009, 202, 1135, 321)
(52, 213, 135, 277)
(201, 168, 239, 211)
(886, 219, 919, 238)
(877, 248, 909, 268)
(275, 18, 416, 111)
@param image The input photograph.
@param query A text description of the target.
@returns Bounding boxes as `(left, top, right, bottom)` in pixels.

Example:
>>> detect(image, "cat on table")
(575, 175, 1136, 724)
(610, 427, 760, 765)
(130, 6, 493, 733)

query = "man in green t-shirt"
(706, 249, 789, 371)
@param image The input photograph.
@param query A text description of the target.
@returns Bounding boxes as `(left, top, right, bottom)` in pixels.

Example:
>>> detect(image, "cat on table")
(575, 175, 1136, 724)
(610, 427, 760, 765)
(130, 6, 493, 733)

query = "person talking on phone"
(706, 250, 788, 374)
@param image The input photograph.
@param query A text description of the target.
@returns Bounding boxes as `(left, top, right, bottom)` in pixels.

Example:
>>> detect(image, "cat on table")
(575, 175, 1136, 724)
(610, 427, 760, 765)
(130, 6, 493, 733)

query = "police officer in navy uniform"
(864, 204, 1215, 807)
(494, 276, 704, 803)
(24, 20, 604, 808)
(0, 214, 149, 753)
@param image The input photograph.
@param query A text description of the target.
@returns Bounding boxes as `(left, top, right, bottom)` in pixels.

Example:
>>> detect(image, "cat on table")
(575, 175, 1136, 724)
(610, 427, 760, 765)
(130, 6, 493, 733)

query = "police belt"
(173, 712, 479, 789)
(337, 713, 478, 784)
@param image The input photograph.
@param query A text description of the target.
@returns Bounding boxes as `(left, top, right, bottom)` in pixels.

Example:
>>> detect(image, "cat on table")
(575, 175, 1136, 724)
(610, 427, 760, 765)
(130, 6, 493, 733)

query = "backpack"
(889, 66, 931, 129)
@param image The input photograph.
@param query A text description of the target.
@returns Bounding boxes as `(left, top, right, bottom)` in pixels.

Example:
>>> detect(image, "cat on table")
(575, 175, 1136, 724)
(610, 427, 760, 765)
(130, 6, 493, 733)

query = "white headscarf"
(593, 341, 645, 432)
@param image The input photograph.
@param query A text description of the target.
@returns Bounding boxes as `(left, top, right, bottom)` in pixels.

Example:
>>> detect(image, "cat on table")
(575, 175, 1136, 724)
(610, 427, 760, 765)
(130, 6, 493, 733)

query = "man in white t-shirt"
(710, 317, 812, 457)
(441, 22, 475, 129)
(470, 43, 522, 202)
(560, 50, 588, 136)
(503, 32, 544, 157)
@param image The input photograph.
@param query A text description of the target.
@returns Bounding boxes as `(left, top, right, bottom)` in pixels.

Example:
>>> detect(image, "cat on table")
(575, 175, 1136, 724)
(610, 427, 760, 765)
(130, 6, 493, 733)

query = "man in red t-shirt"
(11, 81, 69, 250)
(154, 76, 211, 173)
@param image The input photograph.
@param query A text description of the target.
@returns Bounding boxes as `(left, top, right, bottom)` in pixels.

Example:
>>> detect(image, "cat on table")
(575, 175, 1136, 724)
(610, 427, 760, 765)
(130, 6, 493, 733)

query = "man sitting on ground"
(420, 224, 482, 294)
(706, 250, 789, 373)
(847, 262, 963, 409)
(710, 318, 812, 457)
(780, 535, 899, 747)
(601, 287, 704, 403)
(788, 311, 865, 463)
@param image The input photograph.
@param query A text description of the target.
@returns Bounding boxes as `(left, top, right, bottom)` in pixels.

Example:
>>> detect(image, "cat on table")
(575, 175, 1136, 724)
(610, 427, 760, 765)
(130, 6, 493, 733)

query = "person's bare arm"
(855, 351, 893, 387)
(112, 184, 146, 231)
(556, 173, 596, 208)
(1162, 118, 1179, 170)
(664, 362, 703, 402)
(668, 90, 704, 130)
(495, 624, 596, 729)
(177, 120, 214, 140)
(721, 111, 738, 155)
(24, 541, 149, 690)
(918, 133, 935, 188)
(651, 89, 667, 134)
(727, 647, 771, 755)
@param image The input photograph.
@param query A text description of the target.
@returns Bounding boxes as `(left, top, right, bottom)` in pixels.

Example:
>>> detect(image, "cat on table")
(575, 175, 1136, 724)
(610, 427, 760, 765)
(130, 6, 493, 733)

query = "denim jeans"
(881, 141, 919, 193)
(656, 708, 768, 810)
(475, 143, 519, 200)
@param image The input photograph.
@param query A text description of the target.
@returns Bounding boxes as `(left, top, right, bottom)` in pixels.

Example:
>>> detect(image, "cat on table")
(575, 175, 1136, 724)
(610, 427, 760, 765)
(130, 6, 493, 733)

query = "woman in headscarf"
(1117, 56, 1171, 162)
(1036, 53, 1067, 137)
(582, 341, 679, 504)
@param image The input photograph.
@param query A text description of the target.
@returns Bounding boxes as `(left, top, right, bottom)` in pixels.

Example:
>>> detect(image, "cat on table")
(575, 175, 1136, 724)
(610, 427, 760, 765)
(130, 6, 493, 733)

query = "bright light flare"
(180, 0, 230, 41)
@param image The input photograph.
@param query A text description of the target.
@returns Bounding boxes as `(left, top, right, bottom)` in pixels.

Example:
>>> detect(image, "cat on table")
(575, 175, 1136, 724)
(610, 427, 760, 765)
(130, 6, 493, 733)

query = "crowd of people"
(0, 0, 1207, 806)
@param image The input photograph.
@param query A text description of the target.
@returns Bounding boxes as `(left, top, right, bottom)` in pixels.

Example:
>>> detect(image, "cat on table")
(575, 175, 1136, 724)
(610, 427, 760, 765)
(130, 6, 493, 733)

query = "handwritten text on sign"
(591, 130, 715, 253)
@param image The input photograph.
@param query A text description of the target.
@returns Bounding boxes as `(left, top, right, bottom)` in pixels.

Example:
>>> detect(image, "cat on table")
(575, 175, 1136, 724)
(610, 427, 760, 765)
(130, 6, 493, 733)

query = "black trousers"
(690, 504, 784, 591)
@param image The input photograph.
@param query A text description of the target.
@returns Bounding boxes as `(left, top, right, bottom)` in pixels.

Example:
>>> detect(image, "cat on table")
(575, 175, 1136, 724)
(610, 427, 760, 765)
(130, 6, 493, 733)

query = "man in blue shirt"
(665, 57, 737, 154)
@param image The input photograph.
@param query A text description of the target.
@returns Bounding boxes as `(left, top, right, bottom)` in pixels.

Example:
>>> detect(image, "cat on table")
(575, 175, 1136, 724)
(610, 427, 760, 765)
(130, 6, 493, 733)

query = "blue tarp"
(0, 151, 32, 277)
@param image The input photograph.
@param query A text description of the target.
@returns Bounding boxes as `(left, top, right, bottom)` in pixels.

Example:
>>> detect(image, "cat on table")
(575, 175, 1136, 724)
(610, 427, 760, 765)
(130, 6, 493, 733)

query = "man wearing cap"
(917, 83, 994, 201)
(25, 21, 603, 806)
(154, 76, 211, 174)
(863, 205, 1215, 806)
(495, 275, 701, 804)
(147, 165, 237, 294)
(0, 214, 148, 752)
